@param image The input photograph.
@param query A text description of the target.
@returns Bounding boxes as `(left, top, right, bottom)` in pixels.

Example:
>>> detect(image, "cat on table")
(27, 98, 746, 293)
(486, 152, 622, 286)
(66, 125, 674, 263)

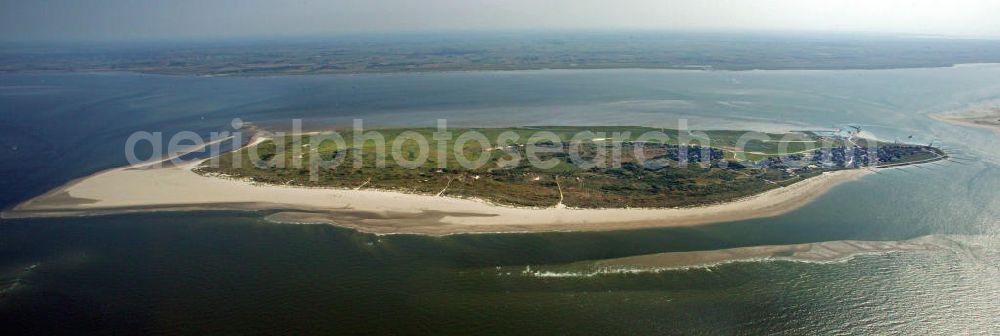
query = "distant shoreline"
(5, 63, 1000, 78)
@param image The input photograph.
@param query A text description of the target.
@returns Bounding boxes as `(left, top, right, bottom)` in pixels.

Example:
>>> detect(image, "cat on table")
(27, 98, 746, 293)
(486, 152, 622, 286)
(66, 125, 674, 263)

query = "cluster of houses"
(739, 144, 934, 173)
(488, 137, 932, 173)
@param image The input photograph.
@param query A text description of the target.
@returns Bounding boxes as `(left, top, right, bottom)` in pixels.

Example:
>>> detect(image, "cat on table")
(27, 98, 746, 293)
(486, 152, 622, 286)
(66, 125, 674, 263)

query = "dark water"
(2, 69, 999, 334)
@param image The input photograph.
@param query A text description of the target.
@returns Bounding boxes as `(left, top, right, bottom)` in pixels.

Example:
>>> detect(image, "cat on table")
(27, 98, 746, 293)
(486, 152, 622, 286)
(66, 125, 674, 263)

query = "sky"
(2, 0, 1000, 41)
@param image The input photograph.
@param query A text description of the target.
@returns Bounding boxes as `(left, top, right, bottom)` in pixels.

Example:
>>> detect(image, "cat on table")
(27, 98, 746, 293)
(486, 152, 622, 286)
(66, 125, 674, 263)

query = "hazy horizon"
(3, 0, 1000, 42)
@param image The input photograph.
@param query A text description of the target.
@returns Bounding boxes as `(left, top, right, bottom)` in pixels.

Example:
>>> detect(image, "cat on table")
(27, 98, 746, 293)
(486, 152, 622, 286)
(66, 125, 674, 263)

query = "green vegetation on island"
(196, 126, 945, 208)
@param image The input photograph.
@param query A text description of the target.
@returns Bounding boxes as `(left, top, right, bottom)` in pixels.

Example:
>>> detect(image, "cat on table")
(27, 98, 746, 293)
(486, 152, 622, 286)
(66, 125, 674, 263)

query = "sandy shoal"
(524, 235, 962, 276)
(930, 112, 1000, 133)
(3, 159, 871, 235)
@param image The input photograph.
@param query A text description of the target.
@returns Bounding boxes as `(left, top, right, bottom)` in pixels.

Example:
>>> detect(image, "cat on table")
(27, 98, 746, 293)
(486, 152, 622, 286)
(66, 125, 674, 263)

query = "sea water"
(1, 67, 998, 334)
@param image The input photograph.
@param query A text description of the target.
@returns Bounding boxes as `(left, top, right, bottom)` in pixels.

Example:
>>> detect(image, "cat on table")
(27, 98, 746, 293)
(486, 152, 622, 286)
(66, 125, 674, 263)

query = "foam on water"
(521, 235, 994, 278)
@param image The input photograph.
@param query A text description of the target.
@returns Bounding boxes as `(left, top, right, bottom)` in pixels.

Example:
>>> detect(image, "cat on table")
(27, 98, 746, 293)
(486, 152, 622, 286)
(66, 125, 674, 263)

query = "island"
(2, 126, 946, 235)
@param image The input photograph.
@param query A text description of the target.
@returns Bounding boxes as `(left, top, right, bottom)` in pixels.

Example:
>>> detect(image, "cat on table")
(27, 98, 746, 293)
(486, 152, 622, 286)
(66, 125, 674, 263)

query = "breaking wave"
(521, 235, 995, 277)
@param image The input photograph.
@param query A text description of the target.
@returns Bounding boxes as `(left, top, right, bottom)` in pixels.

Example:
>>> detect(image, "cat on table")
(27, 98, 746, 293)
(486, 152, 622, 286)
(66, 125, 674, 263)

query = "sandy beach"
(2, 152, 873, 235)
(930, 108, 1000, 133)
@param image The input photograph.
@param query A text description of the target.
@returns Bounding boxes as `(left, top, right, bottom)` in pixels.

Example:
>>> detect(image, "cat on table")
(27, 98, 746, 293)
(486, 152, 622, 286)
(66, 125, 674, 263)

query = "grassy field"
(197, 126, 940, 208)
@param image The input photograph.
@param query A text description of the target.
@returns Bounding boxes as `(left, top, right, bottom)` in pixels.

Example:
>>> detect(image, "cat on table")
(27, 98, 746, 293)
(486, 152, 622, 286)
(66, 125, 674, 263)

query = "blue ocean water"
(1, 68, 998, 334)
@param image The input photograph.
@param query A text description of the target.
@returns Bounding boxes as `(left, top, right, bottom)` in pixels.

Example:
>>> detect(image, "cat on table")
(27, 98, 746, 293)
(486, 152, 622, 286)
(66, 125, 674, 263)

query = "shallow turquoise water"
(1, 67, 999, 334)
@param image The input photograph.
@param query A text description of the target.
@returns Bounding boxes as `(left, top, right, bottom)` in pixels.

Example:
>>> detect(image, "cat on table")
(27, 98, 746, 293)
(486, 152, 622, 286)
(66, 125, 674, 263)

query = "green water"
(2, 211, 997, 334)
(2, 67, 1000, 334)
